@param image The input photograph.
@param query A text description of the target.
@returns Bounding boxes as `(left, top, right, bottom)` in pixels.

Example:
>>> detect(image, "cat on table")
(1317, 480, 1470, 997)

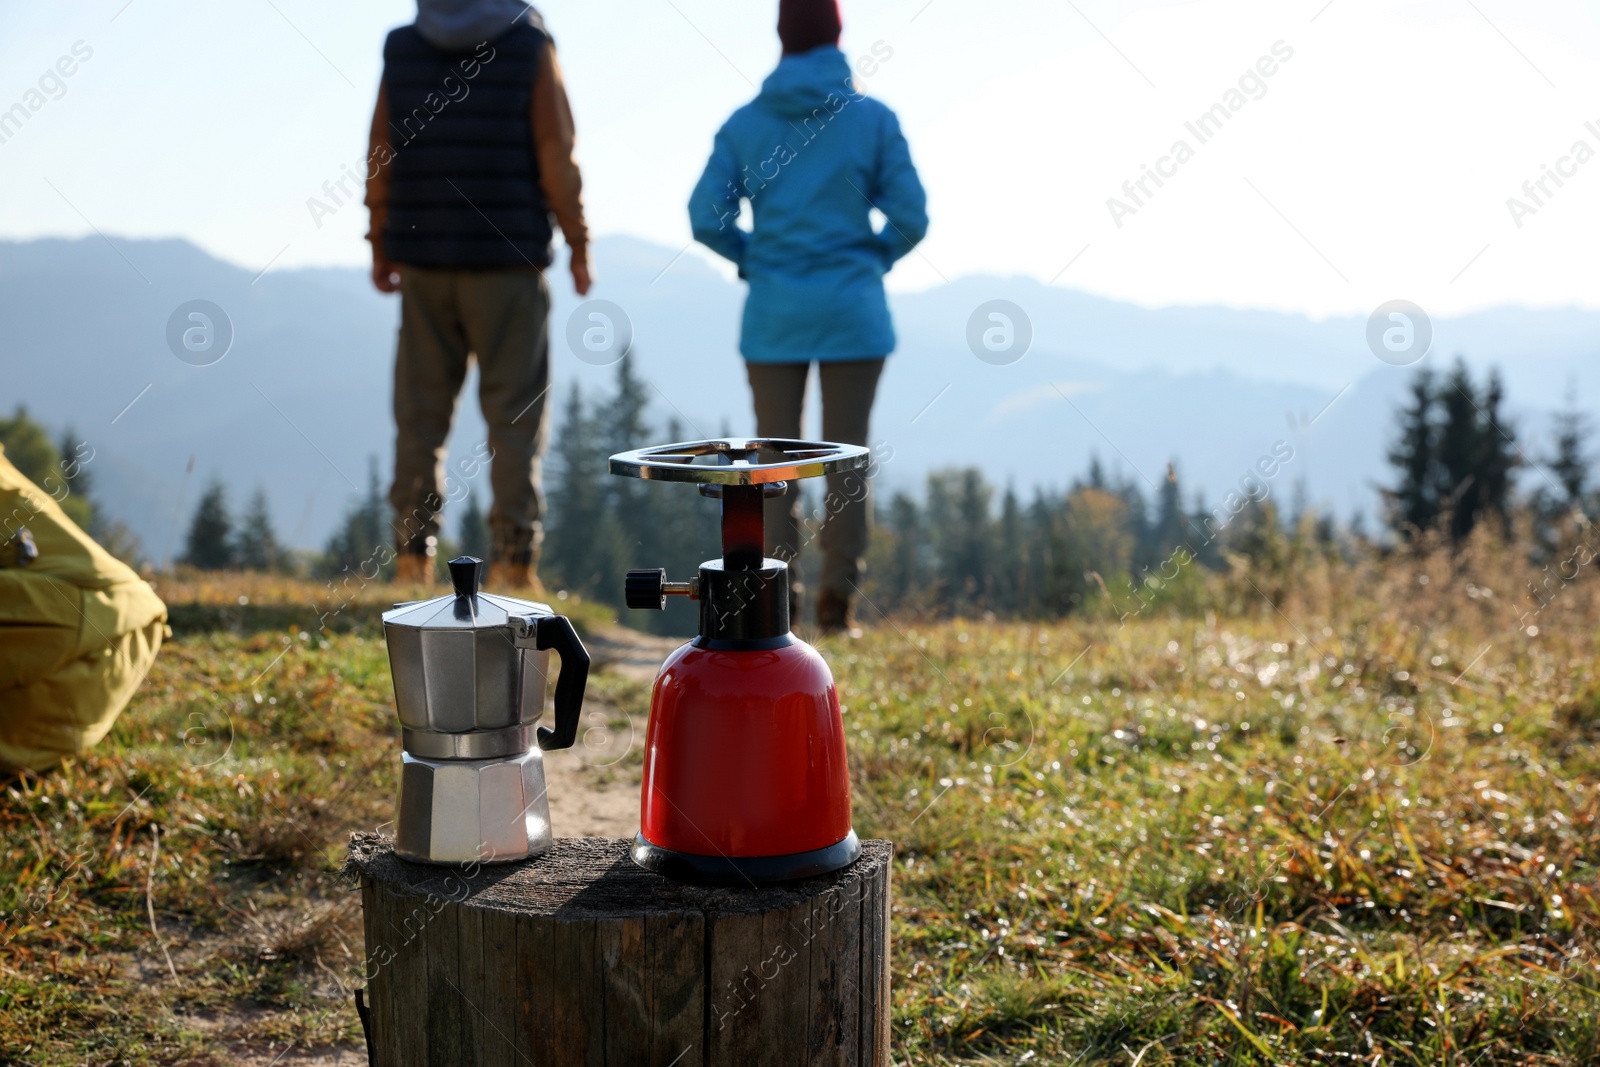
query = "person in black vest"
(366, 0, 588, 592)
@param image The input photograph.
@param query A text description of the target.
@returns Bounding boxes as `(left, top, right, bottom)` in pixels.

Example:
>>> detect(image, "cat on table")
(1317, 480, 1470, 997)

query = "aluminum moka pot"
(381, 556, 590, 865)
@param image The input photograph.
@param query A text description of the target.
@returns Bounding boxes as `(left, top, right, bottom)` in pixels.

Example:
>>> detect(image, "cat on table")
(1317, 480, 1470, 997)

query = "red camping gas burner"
(610, 437, 870, 884)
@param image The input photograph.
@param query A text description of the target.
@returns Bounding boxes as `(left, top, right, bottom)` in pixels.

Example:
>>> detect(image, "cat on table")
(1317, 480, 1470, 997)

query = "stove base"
(630, 830, 861, 885)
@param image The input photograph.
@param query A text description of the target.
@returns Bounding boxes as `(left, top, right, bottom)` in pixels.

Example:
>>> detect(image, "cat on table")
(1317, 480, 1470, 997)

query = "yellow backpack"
(0, 446, 166, 771)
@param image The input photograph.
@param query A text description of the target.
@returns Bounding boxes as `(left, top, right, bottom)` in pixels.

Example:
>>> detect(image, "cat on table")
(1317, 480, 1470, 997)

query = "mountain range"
(4, 234, 1597, 556)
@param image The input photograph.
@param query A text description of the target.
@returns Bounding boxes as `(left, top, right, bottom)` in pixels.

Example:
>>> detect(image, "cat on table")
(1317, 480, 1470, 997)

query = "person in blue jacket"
(689, 0, 927, 634)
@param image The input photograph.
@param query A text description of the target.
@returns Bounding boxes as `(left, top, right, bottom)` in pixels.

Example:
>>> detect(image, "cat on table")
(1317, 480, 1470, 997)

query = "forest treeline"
(3, 355, 1592, 628)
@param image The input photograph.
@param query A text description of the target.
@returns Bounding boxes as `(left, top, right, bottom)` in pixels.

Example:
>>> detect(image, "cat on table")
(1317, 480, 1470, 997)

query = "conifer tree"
(1473, 368, 1517, 539)
(1549, 389, 1591, 511)
(1387, 361, 1518, 545)
(183, 478, 235, 570)
(878, 491, 926, 613)
(236, 486, 286, 572)
(544, 385, 608, 595)
(1529, 387, 1592, 558)
(596, 357, 654, 588)
(599, 356, 652, 469)
(1385, 367, 1440, 538)
(1186, 489, 1226, 570)
(1027, 489, 1065, 614)
(926, 468, 992, 611)
(321, 457, 390, 578)
(1117, 476, 1151, 570)
(1436, 361, 1516, 543)
(54, 427, 96, 531)
(1151, 462, 1186, 560)
(0, 405, 57, 487)
(1435, 362, 1482, 540)
(994, 485, 1025, 615)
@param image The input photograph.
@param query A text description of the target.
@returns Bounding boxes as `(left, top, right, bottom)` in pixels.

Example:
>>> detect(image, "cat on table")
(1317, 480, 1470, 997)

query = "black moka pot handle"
(533, 614, 589, 751)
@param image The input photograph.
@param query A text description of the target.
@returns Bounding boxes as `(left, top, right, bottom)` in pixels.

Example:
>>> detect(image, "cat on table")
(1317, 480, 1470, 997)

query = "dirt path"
(579, 623, 682, 684)
(543, 715, 642, 839)
(537, 623, 680, 839)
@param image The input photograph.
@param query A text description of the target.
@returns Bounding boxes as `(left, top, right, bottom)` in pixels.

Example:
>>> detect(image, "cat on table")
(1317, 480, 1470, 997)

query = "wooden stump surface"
(344, 833, 893, 1067)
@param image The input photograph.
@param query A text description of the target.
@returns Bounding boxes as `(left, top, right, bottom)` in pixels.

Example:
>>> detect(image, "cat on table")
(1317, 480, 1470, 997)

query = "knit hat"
(777, 0, 842, 55)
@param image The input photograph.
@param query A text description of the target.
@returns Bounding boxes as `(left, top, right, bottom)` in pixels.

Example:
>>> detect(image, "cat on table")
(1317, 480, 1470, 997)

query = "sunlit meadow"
(4, 529, 1600, 1064)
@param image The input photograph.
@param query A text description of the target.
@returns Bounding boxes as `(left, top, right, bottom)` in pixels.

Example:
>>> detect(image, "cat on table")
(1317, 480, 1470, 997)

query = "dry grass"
(0, 575, 640, 1065)
(855, 524, 1600, 1063)
(3, 531, 1600, 1064)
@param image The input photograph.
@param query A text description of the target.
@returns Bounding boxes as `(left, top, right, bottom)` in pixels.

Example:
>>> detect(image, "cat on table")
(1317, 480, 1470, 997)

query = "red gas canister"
(611, 438, 868, 883)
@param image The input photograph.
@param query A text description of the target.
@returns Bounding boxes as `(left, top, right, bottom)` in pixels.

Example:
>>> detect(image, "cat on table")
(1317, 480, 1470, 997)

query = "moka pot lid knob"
(448, 555, 482, 599)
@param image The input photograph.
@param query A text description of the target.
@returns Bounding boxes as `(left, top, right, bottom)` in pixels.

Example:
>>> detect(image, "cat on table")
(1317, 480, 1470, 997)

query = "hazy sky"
(4, 0, 1599, 318)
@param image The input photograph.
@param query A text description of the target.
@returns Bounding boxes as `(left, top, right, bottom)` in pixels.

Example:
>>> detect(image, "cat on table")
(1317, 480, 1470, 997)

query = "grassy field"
(4, 548, 1600, 1065)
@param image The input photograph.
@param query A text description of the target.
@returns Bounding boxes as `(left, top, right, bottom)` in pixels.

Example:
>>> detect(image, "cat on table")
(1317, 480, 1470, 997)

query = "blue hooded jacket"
(689, 46, 927, 364)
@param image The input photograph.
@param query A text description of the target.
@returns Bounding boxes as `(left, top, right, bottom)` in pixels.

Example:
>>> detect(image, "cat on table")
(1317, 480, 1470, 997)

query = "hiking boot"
(815, 589, 860, 638)
(487, 561, 550, 601)
(394, 552, 434, 588)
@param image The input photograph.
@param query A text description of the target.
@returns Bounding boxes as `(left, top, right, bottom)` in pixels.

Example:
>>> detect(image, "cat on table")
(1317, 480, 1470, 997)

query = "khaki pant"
(391, 267, 551, 563)
(746, 358, 884, 598)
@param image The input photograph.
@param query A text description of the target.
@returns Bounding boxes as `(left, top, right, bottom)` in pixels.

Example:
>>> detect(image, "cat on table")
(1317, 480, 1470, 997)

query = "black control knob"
(626, 568, 666, 610)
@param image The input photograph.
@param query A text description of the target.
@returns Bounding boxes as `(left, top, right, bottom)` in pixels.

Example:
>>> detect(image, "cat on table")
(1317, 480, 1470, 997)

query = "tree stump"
(344, 833, 893, 1066)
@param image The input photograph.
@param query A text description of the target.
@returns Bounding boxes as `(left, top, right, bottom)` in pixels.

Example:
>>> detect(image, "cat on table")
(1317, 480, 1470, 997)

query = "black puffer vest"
(382, 20, 553, 269)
